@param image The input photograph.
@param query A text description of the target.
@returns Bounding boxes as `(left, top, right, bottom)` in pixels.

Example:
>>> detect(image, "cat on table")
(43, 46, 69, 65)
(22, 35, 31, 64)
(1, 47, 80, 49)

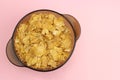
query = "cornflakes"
(14, 12, 74, 70)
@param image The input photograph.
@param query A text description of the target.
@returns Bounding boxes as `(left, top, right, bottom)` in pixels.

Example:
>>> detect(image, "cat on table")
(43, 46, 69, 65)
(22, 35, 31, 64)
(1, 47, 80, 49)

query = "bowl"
(6, 9, 81, 72)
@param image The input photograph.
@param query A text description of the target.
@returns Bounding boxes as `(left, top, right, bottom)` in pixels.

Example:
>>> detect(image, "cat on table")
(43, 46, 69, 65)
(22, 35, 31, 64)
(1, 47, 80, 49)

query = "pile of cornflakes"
(14, 12, 74, 70)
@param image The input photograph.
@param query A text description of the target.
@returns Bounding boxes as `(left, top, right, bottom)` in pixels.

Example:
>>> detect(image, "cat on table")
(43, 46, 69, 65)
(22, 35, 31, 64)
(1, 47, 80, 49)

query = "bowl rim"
(10, 9, 76, 72)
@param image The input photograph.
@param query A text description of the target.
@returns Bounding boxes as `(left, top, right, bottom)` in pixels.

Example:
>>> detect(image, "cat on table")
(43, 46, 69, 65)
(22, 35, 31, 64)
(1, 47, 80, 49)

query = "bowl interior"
(12, 10, 76, 71)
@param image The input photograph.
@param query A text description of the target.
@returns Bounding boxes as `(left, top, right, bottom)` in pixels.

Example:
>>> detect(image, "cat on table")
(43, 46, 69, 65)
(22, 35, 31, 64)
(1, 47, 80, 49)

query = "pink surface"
(0, 0, 120, 80)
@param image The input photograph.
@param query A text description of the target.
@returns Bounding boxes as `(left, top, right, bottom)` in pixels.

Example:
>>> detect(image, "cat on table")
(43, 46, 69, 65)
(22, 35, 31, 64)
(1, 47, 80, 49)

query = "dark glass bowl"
(6, 9, 81, 72)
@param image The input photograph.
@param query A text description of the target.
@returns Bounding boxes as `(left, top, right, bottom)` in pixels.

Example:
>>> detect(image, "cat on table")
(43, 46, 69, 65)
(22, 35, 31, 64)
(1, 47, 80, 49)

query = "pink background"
(0, 0, 120, 80)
